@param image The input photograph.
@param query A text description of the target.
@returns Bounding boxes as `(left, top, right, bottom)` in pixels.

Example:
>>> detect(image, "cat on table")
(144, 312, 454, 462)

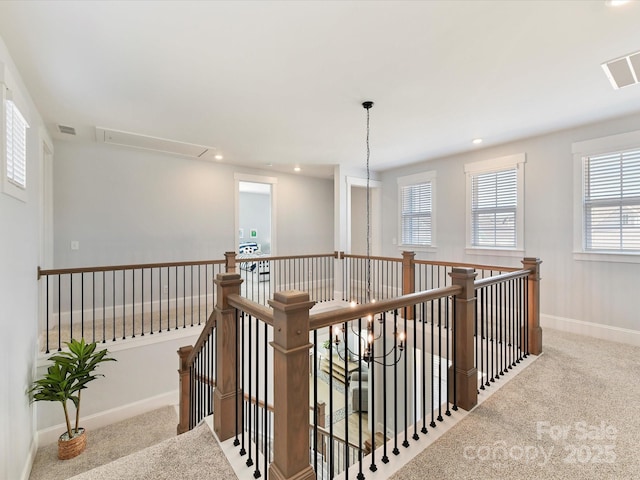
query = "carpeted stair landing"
(68, 423, 236, 480)
(29, 406, 236, 480)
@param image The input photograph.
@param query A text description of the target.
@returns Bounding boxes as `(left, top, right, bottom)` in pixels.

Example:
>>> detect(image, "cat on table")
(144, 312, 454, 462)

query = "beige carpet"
(30, 329, 640, 480)
(68, 423, 235, 480)
(390, 329, 640, 480)
(29, 406, 178, 480)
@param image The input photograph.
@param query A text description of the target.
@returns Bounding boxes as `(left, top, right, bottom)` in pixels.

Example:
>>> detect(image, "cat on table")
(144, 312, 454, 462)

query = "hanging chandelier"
(332, 101, 405, 366)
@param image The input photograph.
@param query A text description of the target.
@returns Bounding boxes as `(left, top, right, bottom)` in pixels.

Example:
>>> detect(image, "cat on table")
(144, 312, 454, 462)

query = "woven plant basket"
(58, 428, 86, 460)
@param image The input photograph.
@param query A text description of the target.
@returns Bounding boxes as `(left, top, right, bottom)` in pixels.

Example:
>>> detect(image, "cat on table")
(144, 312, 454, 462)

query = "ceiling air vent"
(96, 127, 216, 159)
(58, 124, 76, 135)
(602, 51, 640, 90)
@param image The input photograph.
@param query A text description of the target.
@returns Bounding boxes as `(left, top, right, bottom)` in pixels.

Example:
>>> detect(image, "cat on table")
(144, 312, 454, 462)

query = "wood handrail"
(186, 311, 217, 365)
(309, 285, 462, 331)
(227, 293, 274, 326)
(474, 269, 531, 290)
(38, 259, 226, 278)
(414, 258, 520, 272)
(238, 252, 336, 262)
(342, 253, 402, 263)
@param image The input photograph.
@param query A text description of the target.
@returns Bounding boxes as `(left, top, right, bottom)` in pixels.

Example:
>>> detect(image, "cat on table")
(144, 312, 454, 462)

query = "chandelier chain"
(365, 105, 371, 303)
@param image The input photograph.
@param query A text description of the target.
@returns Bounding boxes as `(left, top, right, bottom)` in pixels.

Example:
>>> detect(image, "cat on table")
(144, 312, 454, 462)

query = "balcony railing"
(177, 255, 542, 480)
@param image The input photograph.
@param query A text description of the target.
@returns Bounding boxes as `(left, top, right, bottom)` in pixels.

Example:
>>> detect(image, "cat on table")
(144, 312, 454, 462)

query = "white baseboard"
(37, 390, 178, 446)
(19, 437, 38, 480)
(541, 314, 640, 347)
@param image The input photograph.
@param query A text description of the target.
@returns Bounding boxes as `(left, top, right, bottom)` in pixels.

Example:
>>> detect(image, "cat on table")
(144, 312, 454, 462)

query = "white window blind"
(584, 150, 640, 252)
(471, 168, 517, 247)
(401, 182, 432, 245)
(6, 99, 28, 189)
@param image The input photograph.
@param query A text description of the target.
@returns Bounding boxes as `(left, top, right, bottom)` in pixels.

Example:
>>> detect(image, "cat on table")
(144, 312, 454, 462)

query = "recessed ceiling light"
(214, 154, 223, 160)
(294, 167, 301, 172)
(472, 138, 483, 145)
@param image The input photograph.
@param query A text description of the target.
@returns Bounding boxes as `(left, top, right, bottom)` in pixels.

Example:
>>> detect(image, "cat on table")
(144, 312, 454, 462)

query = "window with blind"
(5, 99, 28, 189)
(583, 150, 640, 252)
(465, 153, 525, 253)
(471, 168, 517, 247)
(398, 171, 436, 248)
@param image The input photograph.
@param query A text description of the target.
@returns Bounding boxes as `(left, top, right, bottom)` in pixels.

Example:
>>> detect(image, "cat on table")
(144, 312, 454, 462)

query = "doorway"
(235, 174, 277, 255)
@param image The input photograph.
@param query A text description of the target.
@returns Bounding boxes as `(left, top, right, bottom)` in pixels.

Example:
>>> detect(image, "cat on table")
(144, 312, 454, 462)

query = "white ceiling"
(2, 0, 640, 178)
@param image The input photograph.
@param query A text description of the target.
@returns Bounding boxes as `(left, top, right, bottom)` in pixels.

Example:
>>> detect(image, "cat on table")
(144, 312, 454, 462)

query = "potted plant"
(29, 338, 116, 459)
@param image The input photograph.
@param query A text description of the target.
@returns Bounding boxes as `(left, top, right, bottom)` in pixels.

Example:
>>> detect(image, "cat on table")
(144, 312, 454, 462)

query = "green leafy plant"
(29, 339, 116, 438)
(322, 340, 331, 350)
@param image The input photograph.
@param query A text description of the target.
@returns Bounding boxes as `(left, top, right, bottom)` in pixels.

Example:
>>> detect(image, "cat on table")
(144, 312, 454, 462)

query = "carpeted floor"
(29, 328, 640, 480)
(390, 329, 640, 480)
(67, 423, 235, 480)
(29, 406, 178, 480)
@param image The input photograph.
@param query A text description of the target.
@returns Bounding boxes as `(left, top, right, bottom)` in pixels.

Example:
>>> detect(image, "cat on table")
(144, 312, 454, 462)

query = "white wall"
(35, 331, 200, 444)
(53, 141, 334, 267)
(0, 37, 48, 480)
(380, 112, 640, 337)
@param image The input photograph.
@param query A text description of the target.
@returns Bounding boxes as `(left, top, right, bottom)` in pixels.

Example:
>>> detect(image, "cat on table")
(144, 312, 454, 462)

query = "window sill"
(399, 245, 437, 254)
(465, 247, 524, 258)
(573, 251, 640, 264)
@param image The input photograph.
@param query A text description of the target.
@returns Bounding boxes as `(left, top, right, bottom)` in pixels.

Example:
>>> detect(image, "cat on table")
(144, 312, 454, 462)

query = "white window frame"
(464, 153, 526, 257)
(572, 130, 640, 264)
(1, 64, 29, 203)
(397, 170, 436, 252)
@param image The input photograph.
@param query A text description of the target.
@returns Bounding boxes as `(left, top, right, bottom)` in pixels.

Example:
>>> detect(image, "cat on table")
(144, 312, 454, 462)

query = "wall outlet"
(163, 285, 168, 294)
(70, 241, 80, 251)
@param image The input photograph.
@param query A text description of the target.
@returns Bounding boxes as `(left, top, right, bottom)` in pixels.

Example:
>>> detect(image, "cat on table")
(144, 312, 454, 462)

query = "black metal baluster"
(132, 269, 136, 338)
(91, 272, 96, 344)
(393, 309, 400, 456)
(238, 311, 246, 455)
(430, 299, 436, 429)
(70, 274, 73, 342)
(382, 312, 389, 464)
(313, 330, 318, 476)
(246, 313, 254, 469)
(421, 301, 428, 434)
(80, 273, 84, 340)
(437, 298, 443, 422)
(121, 270, 126, 340)
(489, 285, 499, 383)
(46, 275, 50, 353)
(182, 266, 186, 329)
(452, 296, 458, 411)
(263, 320, 268, 476)
(141, 269, 145, 336)
(445, 298, 451, 417)
(412, 304, 419, 441)
(370, 319, 377, 472)
(329, 326, 335, 479)
(403, 308, 410, 447)
(175, 266, 178, 330)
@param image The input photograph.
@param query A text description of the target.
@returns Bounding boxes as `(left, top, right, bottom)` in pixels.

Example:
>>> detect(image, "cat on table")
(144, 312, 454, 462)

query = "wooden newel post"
(225, 251, 237, 273)
(401, 251, 415, 296)
(522, 257, 542, 355)
(268, 291, 316, 480)
(177, 345, 193, 434)
(213, 272, 243, 441)
(402, 251, 416, 320)
(449, 267, 478, 411)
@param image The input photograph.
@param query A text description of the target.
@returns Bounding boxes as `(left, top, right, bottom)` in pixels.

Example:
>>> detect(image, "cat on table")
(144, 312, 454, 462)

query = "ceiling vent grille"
(96, 127, 216, 159)
(602, 51, 640, 90)
(58, 124, 76, 135)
